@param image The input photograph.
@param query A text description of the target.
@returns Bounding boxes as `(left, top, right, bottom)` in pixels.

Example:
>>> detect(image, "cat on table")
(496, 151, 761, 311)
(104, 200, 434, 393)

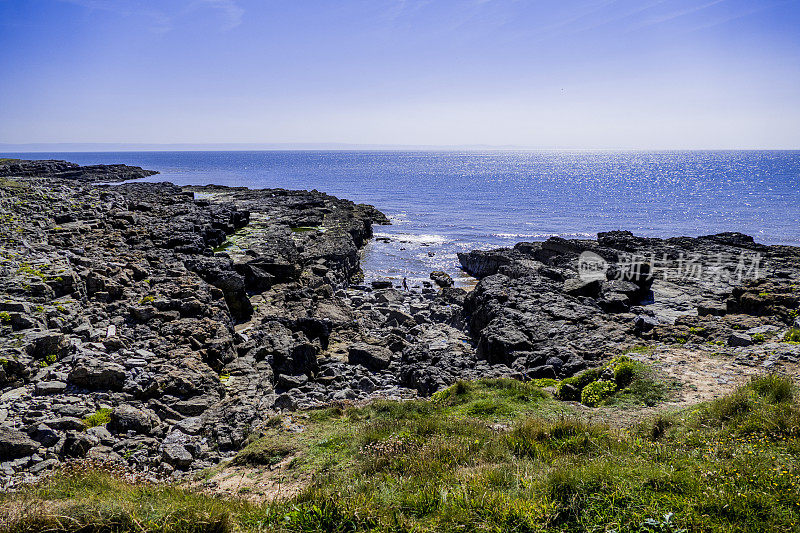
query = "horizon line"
(2, 142, 800, 153)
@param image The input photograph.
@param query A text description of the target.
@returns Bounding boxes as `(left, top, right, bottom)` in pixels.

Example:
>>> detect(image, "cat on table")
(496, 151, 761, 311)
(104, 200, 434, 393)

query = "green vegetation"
(5, 376, 800, 532)
(555, 356, 672, 407)
(0, 311, 10, 324)
(82, 408, 112, 428)
(752, 332, 766, 343)
(139, 295, 155, 305)
(785, 328, 800, 343)
(38, 354, 57, 368)
(233, 436, 296, 466)
(17, 263, 47, 280)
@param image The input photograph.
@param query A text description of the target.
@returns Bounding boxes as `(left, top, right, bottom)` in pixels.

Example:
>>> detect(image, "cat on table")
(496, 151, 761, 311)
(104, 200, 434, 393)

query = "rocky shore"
(2, 159, 799, 488)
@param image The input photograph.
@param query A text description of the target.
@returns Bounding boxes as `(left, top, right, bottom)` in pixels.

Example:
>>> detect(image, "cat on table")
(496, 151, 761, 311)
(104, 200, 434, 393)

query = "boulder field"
(1, 159, 799, 486)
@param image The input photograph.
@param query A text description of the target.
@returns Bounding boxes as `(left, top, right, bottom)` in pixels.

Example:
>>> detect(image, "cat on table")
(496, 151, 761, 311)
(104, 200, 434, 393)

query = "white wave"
(373, 232, 449, 245)
(492, 232, 594, 239)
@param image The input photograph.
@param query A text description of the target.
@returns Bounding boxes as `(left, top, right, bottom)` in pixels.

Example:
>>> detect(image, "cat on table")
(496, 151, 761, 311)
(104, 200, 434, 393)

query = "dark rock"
(108, 405, 159, 435)
(0, 426, 40, 458)
(563, 278, 602, 297)
(348, 343, 392, 370)
(430, 271, 454, 288)
(68, 358, 127, 390)
(728, 333, 753, 347)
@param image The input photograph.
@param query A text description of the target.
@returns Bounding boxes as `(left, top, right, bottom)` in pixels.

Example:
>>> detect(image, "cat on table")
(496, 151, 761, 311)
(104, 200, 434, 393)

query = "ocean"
(4, 150, 800, 287)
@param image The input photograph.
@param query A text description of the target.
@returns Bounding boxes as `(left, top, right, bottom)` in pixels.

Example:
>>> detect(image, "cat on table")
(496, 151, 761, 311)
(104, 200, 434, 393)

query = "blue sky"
(1, 0, 798, 148)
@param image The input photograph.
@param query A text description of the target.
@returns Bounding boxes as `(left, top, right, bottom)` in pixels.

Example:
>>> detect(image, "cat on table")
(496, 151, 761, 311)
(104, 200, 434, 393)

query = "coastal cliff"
(1, 160, 799, 491)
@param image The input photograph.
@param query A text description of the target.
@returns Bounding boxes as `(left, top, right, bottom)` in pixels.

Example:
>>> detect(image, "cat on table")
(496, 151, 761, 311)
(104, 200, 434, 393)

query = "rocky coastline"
(2, 159, 799, 488)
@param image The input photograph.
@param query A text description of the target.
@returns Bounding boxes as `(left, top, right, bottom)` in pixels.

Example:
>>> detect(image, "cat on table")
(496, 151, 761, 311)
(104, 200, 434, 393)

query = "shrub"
(0, 311, 10, 323)
(784, 328, 800, 343)
(581, 380, 617, 407)
(556, 368, 602, 401)
(613, 359, 637, 388)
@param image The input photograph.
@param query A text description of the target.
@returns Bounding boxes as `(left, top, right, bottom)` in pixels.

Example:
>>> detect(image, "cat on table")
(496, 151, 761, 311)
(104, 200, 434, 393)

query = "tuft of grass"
(232, 436, 295, 466)
(82, 408, 112, 428)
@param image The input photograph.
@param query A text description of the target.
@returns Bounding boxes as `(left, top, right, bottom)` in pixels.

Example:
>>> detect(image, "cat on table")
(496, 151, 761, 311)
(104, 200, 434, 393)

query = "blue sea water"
(4, 150, 800, 287)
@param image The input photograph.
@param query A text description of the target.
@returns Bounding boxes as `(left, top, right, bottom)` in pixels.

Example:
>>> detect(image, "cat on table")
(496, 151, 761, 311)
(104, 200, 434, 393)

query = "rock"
(162, 443, 193, 469)
(173, 397, 211, 416)
(35, 381, 67, 395)
(598, 292, 630, 313)
(371, 280, 393, 289)
(24, 330, 68, 359)
(430, 271, 454, 288)
(61, 431, 99, 458)
(634, 314, 659, 334)
(27, 424, 60, 447)
(29, 458, 59, 474)
(277, 373, 309, 389)
(728, 333, 753, 347)
(563, 278, 602, 297)
(68, 358, 127, 390)
(0, 427, 40, 458)
(348, 343, 392, 370)
(45, 417, 86, 431)
(698, 301, 728, 316)
(108, 405, 159, 435)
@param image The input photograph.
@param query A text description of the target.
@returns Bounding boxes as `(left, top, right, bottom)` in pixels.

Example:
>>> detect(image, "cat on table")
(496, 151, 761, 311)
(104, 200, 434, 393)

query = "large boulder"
(0, 426, 40, 458)
(430, 271, 454, 288)
(108, 405, 160, 435)
(348, 343, 393, 371)
(68, 358, 127, 390)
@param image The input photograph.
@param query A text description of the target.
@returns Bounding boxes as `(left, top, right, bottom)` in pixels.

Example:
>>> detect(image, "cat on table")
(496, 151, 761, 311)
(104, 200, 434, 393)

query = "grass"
(3, 376, 800, 532)
(82, 408, 112, 428)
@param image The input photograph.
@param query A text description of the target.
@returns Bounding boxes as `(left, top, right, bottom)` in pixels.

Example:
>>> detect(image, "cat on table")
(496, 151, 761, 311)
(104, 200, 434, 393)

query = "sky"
(0, 0, 799, 149)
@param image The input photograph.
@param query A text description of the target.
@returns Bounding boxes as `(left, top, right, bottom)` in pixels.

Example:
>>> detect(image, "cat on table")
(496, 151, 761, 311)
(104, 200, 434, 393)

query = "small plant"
(38, 354, 57, 367)
(688, 326, 706, 335)
(675, 336, 687, 344)
(83, 408, 112, 428)
(751, 332, 765, 343)
(613, 359, 637, 388)
(219, 371, 231, 382)
(581, 380, 617, 407)
(784, 328, 800, 343)
(139, 295, 155, 305)
(758, 292, 771, 298)
(0, 311, 10, 324)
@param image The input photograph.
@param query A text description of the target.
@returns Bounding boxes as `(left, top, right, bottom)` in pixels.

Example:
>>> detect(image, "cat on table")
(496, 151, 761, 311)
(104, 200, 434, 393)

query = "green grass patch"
(82, 408, 112, 428)
(5, 376, 800, 533)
